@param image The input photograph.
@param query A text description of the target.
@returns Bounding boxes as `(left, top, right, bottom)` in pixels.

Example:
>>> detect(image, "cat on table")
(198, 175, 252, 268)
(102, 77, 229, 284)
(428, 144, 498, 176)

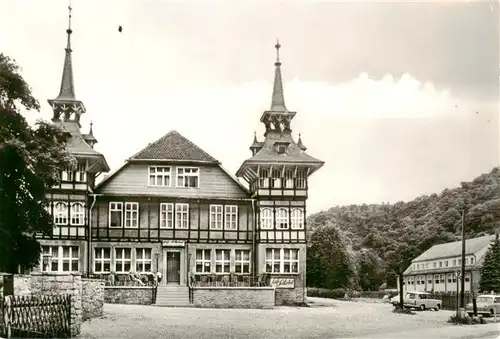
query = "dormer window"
(275, 142, 289, 155)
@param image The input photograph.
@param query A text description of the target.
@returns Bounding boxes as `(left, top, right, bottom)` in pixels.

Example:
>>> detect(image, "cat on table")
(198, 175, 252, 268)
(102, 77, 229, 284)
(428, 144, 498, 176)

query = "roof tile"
(412, 234, 495, 262)
(129, 130, 219, 163)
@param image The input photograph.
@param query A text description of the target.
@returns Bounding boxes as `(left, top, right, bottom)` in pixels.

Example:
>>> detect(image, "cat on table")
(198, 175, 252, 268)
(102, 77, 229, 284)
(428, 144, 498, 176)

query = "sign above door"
(162, 240, 186, 247)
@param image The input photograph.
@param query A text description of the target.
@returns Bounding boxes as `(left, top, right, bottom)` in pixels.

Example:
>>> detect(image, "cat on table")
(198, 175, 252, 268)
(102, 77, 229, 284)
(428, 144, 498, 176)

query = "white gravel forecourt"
(77, 297, 500, 339)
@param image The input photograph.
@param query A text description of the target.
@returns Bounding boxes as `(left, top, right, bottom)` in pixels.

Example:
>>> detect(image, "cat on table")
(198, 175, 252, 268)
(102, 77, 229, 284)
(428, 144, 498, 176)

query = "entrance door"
(166, 251, 181, 284)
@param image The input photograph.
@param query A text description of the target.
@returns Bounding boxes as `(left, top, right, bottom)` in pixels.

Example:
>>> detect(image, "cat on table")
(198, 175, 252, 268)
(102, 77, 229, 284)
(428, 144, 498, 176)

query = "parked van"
(390, 291, 442, 311)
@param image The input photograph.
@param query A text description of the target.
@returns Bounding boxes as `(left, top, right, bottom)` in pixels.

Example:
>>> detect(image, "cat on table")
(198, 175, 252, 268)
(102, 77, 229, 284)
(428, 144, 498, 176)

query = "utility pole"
(460, 207, 466, 308)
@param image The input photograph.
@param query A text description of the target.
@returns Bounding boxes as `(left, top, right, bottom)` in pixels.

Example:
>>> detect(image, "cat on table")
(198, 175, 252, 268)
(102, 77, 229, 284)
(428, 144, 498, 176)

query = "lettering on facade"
(162, 240, 185, 247)
(270, 278, 295, 289)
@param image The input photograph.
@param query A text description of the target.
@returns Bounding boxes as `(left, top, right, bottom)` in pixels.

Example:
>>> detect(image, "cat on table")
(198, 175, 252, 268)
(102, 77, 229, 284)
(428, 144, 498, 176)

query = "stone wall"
(104, 286, 153, 305)
(272, 274, 306, 306)
(82, 279, 105, 321)
(0, 272, 104, 337)
(0, 273, 32, 297)
(192, 287, 275, 309)
(256, 243, 307, 306)
(30, 272, 82, 337)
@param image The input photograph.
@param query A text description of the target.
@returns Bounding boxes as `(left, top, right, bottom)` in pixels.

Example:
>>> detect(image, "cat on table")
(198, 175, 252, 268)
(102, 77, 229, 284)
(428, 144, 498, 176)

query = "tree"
(479, 234, 500, 293)
(0, 53, 73, 273)
(307, 223, 354, 289)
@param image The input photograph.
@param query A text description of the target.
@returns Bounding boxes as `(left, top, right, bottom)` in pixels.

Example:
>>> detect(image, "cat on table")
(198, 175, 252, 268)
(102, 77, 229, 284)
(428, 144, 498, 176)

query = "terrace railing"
(88, 273, 157, 287)
(189, 273, 270, 288)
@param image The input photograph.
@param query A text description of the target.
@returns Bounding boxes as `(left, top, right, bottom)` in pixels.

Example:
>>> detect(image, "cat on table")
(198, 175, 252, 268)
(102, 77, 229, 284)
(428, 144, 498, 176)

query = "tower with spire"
(38, 3, 110, 275)
(236, 40, 324, 305)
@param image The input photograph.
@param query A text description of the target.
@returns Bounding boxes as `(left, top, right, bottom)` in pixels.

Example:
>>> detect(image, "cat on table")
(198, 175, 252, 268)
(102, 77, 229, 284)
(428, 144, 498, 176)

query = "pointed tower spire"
(58, 3, 76, 101)
(297, 133, 307, 151)
(83, 120, 98, 148)
(48, 1, 85, 124)
(270, 38, 287, 112)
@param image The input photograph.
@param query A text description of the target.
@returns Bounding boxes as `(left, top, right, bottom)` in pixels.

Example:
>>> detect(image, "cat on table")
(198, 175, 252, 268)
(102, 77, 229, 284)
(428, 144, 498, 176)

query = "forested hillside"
(306, 167, 500, 291)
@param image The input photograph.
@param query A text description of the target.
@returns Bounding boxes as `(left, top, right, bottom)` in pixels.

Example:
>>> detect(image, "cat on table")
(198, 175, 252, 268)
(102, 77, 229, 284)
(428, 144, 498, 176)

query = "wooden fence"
(0, 294, 72, 338)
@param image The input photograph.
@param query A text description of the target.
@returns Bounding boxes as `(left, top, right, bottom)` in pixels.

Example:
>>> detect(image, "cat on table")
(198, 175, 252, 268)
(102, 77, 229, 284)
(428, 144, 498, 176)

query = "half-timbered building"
(36, 9, 110, 275)
(236, 40, 324, 304)
(91, 131, 254, 292)
(36, 7, 323, 307)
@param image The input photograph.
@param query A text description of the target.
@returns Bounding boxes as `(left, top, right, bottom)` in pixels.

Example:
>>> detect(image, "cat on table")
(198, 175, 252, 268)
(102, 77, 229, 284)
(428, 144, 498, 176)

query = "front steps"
(155, 285, 191, 307)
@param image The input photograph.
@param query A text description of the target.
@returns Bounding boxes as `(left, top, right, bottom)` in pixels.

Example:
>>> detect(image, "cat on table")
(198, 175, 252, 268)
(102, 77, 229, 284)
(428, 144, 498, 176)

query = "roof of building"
(53, 121, 110, 171)
(238, 130, 324, 174)
(412, 234, 496, 263)
(128, 130, 219, 164)
(96, 130, 249, 194)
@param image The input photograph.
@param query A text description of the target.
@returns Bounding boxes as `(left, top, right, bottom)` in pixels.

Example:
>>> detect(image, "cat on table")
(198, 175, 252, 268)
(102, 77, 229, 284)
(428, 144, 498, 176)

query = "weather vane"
(67, 0, 73, 33)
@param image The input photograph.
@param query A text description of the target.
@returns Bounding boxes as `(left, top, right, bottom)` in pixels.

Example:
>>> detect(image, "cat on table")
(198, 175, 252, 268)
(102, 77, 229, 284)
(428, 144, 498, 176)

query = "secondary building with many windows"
(35, 11, 323, 306)
(398, 234, 496, 295)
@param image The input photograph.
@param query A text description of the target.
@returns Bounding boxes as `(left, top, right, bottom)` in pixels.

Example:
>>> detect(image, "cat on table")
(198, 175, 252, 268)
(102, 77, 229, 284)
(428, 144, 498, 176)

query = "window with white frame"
(260, 208, 273, 229)
(265, 248, 299, 273)
(276, 208, 289, 229)
(41, 246, 79, 272)
(195, 249, 211, 273)
(115, 248, 131, 273)
(76, 163, 86, 182)
(149, 166, 171, 186)
(109, 202, 123, 228)
(94, 248, 111, 273)
(62, 246, 79, 271)
(61, 167, 74, 182)
(175, 203, 189, 229)
(271, 169, 281, 188)
(41, 246, 60, 272)
(210, 205, 223, 230)
(470, 257, 475, 264)
(235, 250, 250, 274)
(295, 170, 306, 189)
(54, 202, 68, 225)
(70, 202, 85, 225)
(284, 169, 294, 188)
(177, 167, 199, 188)
(259, 169, 269, 188)
(215, 249, 230, 273)
(160, 203, 174, 228)
(290, 208, 304, 229)
(225, 205, 238, 230)
(124, 202, 139, 228)
(136, 248, 152, 272)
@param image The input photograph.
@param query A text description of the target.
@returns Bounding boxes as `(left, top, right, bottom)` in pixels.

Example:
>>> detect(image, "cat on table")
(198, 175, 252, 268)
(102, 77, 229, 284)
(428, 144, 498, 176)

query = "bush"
(307, 287, 347, 299)
(392, 307, 416, 315)
(448, 314, 485, 325)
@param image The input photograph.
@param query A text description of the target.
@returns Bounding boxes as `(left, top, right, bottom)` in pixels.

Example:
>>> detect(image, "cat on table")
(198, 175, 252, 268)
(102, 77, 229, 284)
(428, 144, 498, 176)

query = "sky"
(1, 0, 499, 215)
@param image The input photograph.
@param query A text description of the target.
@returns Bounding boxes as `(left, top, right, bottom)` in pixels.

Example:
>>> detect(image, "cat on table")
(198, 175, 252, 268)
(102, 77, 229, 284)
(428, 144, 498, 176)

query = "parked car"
(390, 291, 441, 311)
(466, 294, 500, 317)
